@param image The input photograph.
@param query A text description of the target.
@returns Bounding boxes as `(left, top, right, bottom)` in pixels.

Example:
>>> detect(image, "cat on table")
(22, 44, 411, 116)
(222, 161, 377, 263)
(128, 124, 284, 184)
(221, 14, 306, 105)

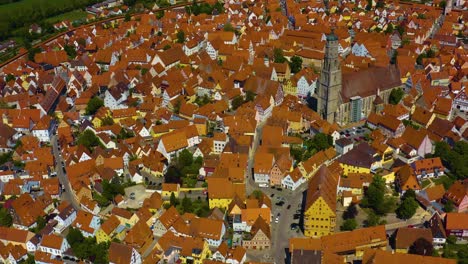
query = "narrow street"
(51, 135, 80, 210)
(245, 119, 309, 263)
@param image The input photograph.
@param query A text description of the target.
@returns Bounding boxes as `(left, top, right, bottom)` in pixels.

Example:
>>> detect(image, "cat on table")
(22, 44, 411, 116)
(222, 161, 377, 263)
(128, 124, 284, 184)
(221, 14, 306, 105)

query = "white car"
(275, 217, 279, 223)
(259, 183, 269, 188)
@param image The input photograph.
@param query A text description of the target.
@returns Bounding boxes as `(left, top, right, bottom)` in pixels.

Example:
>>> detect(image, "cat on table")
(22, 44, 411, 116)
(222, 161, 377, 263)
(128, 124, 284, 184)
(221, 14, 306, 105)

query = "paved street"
(51, 135, 80, 210)
(245, 120, 309, 263)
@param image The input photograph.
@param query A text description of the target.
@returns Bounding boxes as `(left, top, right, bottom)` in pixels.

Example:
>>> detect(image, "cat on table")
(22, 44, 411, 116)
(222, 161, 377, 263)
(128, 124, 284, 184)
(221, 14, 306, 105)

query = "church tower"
(316, 30, 342, 124)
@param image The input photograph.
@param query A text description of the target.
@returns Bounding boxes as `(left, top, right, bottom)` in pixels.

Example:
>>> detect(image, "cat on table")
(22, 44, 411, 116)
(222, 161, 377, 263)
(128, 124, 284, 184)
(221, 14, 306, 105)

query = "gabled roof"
(306, 165, 338, 212)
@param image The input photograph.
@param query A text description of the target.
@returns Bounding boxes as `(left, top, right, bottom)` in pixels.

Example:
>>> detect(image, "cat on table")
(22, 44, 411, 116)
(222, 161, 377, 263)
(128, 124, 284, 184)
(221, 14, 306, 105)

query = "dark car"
(275, 201, 285, 206)
(276, 187, 283, 191)
(290, 223, 299, 230)
(287, 204, 291, 209)
(270, 193, 275, 198)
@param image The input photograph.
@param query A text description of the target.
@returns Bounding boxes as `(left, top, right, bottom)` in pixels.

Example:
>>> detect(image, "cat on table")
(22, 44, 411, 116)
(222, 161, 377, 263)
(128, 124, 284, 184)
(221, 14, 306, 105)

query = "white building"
(38, 235, 70, 257)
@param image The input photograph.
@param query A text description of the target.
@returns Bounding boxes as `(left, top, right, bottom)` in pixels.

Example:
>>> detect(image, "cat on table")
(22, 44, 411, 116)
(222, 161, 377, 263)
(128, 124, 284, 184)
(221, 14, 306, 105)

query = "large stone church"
(313, 31, 402, 126)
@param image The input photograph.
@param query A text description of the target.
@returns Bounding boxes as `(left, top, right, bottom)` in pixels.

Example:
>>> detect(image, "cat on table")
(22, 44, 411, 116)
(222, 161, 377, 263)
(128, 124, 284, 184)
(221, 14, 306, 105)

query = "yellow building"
(380, 169, 395, 184)
(304, 166, 338, 238)
(338, 143, 380, 176)
(111, 207, 139, 228)
(207, 178, 245, 209)
(283, 79, 298, 97)
(162, 183, 180, 199)
(96, 215, 126, 244)
(290, 225, 387, 260)
(111, 107, 139, 123)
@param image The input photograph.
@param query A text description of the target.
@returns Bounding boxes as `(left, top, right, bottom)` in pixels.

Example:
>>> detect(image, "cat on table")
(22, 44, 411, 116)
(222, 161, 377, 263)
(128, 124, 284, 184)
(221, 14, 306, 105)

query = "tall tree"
(343, 203, 358, 220)
(289, 55, 303, 74)
(176, 30, 185, 43)
(340, 218, 357, 231)
(389, 88, 404, 105)
(0, 207, 12, 227)
(361, 175, 394, 215)
(85, 97, 104, 115)
(273, 48, 287, 63)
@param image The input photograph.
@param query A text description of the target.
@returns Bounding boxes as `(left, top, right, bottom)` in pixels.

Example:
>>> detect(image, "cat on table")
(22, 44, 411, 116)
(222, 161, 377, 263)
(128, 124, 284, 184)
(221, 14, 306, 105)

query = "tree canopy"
(396, 189, 419, 220)
(0, 207, 13, 227)
(361, 175, 395, 215)
(273, 48, 287, 63)
(77, 130, 103, 151)
(176, 30, 185, 43)
(434, 141, 468, 180)
(389, 88, 404, 105)
(289, 55, 303, 74)
(343, 203, 358, 220)
(66, 228, 109, 263)
(340, 218, 357, 231)
(85, 97, 104, 115)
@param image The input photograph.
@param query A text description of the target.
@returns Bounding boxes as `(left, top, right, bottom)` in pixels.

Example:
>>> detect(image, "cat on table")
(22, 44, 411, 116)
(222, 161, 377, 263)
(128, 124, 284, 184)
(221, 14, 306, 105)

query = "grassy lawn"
(45, 10, 88, 24)
(421, 179, 431, 189)
(433, 175, 456, 190)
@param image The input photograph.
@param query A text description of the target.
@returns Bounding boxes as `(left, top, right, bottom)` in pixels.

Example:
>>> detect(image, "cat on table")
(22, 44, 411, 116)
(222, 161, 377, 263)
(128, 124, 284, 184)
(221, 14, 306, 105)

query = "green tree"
(361, 175, 392, 215)
(102, 178, 124, 201)
(64, 45, 77, 59)
(340, 218, 357, 231)
(124, 12, 131, 22)
(181, 195, 192, 213)
(66, 227, 85, 247)
(163, 44, 171, 50)
(223, 22, 235, 32)
(289, 56, 303, 74)
(0, 207, 12, 227)
(156, 10, 165, 19)
(365, 211, 381, 227)
(123, 0, 137, 6)
(178, 149, 193, 168)
(389, 88, 404, 105)
(385, 23, 394, 34)
(101, 116, 114, 126)
(439, 0, 447, 8)
(365, 0, 372, 10)
(396, 193, 418, 220)
(176, 30, 185, 43)
(5, 74, 15, 82)
(245, 90, 256, 102)
(311, 133, 332, 151)
(273, 48, 287, 63)
(77, 130, 102, 151)
(28, 47, 41, 62)
(25, 254, 35, 264)
(170, 193, 178, 206)
(34, 215, 46, 233)
(252, 190, 263, 199)
(444, 200, 454, 213)
(343, 203, 358, 220)
(231, 95, 244, 110)
(85, 97, 104, 115)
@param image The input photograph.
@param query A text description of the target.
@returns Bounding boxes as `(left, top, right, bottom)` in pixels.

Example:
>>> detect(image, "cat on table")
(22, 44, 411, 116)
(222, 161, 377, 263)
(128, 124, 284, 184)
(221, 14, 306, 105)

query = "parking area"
(121, 184, 152, 209)
(339, 125, 371, 143)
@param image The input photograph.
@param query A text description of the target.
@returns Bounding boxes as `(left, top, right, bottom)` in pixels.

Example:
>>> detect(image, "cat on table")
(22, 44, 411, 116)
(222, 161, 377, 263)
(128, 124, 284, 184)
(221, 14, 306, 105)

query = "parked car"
(259, 183, 269, 188)
(287, 204, 291, 209)
(270, 193, 275, 198)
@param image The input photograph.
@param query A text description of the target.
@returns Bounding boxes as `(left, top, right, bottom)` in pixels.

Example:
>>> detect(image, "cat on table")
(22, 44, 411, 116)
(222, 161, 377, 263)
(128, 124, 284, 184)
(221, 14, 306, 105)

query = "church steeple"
(315, 29, 342, 124)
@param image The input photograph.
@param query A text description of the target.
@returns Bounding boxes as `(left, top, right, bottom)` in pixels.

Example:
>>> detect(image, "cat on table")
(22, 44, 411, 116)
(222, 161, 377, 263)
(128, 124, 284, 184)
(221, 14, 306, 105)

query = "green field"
(0, 0, 99, 40)
(45, 10, 88, 24)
